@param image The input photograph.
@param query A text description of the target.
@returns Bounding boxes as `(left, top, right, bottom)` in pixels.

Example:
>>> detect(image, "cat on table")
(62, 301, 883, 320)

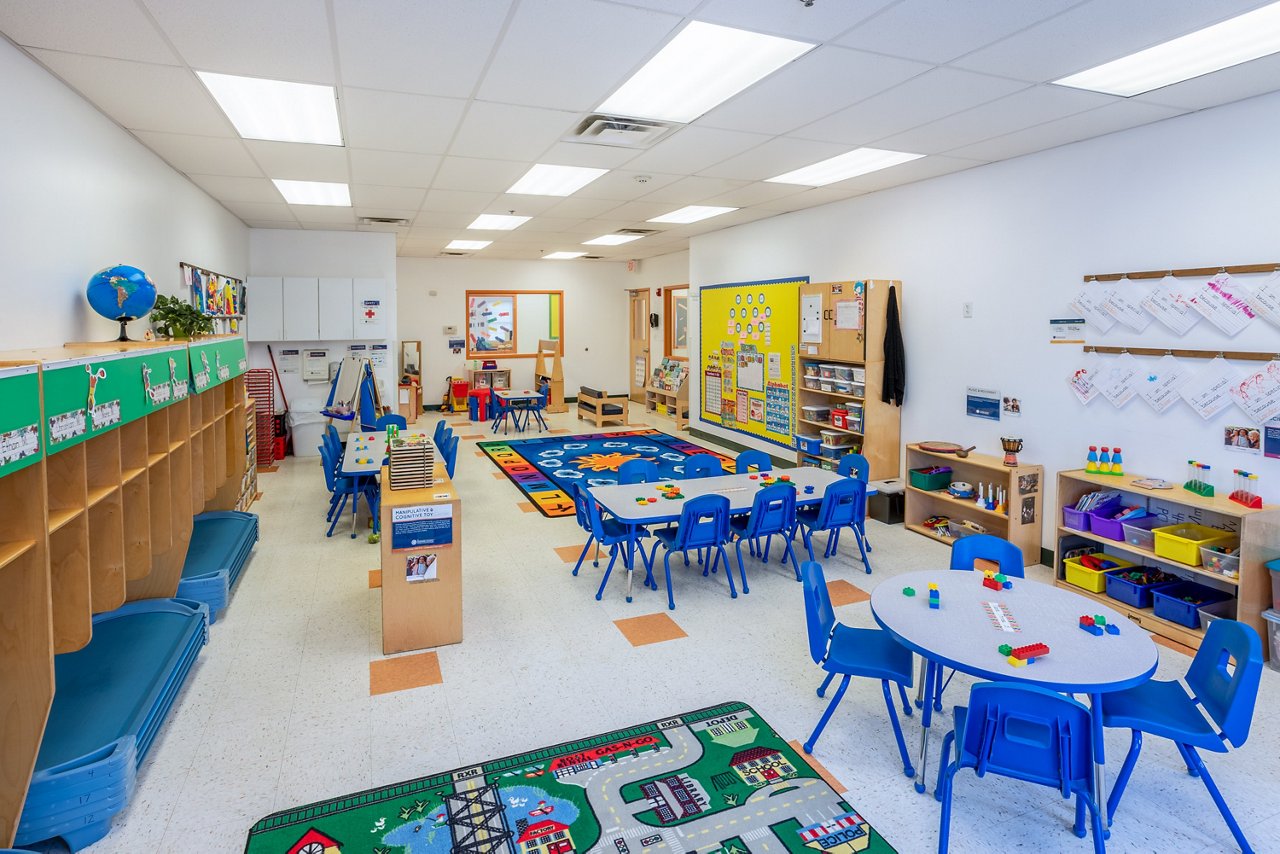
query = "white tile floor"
(94, 408, 1280, 853)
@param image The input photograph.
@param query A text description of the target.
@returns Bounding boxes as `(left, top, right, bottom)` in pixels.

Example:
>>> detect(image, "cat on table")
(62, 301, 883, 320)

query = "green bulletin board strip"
(188, 337, 247, 394)
(0, 365, 43, 478)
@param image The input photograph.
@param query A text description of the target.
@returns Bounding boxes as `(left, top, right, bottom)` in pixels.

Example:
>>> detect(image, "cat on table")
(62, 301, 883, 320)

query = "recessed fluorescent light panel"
(467, 214, 531, 230)
(542, 252, 587, 260)
(446, 240, 492, 251)
(1054, 2, 1280, 96)
(272, 179, 351, 206)
(765, 148, 924, 187)
(648, 205, 738, 224)
(598, 21, 814, 123)
(197, 71, 343, 145)
(507, 164, 608, 196)
(583, 234, 645, 246)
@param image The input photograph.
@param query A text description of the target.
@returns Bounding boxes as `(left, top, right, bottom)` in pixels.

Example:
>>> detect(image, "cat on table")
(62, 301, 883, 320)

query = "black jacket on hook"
(882, 284, 905, 406)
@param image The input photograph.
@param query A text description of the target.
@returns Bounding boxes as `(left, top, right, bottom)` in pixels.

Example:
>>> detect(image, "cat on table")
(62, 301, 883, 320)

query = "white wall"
(691, 90, 1280, 545)
(397, 256, 667, 405)
(247, 229, 398, 411)
(0, 37, 247, 349)
(633, 252, 691, 372)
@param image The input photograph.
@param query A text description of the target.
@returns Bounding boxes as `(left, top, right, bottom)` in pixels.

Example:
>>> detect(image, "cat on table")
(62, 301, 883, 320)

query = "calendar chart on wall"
(699, 277, 805, 449)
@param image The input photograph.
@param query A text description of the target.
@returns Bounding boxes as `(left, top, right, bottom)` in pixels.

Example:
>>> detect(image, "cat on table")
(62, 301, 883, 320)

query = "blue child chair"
(683, 453, 725, 479)
(490, 394, 513, 434)
(441, 433, 459, 479)
(730, 483, 800, 584)
(735, 450, 773, 473)
(795, 478, 871, 572)
(618, 458, 659, 484)
(583, 488, 652, 602)
(376, 413, 407, 431)
(1101, 619, 1263, 852)
(569, 484, 602, 574)
(319, 440, 376, 538)
(799, 561, 913, 774)
(647, 494, 735, 610)
(828, 453, 872, 554)
(433, 418, 447, 445)
(936, 683, 1106, 854)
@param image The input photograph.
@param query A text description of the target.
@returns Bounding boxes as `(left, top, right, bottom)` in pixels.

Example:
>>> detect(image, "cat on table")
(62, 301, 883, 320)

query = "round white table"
(871, 569, 1158, 826)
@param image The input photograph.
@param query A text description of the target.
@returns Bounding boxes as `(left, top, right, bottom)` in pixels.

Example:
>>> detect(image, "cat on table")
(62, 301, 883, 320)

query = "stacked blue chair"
(730, 482, 800, 584)
(441, 433, 460, 479)
(828, 453, 872, 555)
(799, 562, 913, 772)
(433, 418, 448, 446)
(735, 450, 772, 473)
(795, 478, 871, 572)
(16, 599, 209, 850)
(1102, 619, 1262, 852)
(619, 458, 659, 484)
(174, 510, 259, 623)
(320, 438, 376, 538)
(936, 683, 1106, 854)
(648, 494, 736, 609)
(683, 453, 725, 479)
(582, 487, 652, 603)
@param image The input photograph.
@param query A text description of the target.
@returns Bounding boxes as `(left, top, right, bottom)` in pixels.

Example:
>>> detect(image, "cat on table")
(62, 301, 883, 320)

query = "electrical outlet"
(962, 302, 974, 318)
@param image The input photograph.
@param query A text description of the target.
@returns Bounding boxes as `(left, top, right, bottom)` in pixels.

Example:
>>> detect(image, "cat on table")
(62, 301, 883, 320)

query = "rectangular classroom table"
(492, 388, 544, 433)
(341, 430, 440, 534)
(590, 468, 876, 600)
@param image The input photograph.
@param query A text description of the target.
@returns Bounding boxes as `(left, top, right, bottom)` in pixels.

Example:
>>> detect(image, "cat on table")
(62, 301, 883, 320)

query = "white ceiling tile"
(406, 227, 465, 241)
(625, 126, 771, 175)
(133, 130, 262, 176)
(945, 101, 1184, 162)
(1132, 51, 1280, 111)
(350, 185, 427, 209)
(488, 194, 568, 216)
(599, 200, 684, 221)
(0, 0, 178, 63)
(245, 140, 349, 182)
(141, 0, 334, 83)
(357, 221, 411, 233)
(572, 170, 683, 201)
(342, 88, 467, 154)
(560, 218, 632, 235)
(794, 67, 1029, 145)
(479, 1, 682, 111)
(422, 190, 498, 214)
(694, 182, 808, 208)
(595, 0, 703, 14)
(348, 150, 440, 188)
(697, 137, 855, 181)
(333, 0, 514, 98)
(698, 46, 930, 135)
(539, 197, 621, 219)
(187, 174, 283, 204)
(413, 210, 476, 228)
(291, 206, 356, 224)
(538, 141, 644, 169)
(836, 0, 1082, 64)
(30, 50, 233, 136)
(873, 85, 1120, 155)
(354, 207, 416, 221)
(245, 221, 300, 230)
(953, 0, 1275, 83)
(449, 101, 579, 160)
(697, 0, 898, 42)
(754, 186, 868, 213)
(433, 157, 531, 193)
(639, 176, 750, 204)
(222, 201, 297, 222)
(298, 221, 357, 231)
(823, 154, 986, 195)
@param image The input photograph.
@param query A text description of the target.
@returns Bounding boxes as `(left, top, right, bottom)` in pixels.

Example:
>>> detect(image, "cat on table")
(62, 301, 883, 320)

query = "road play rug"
(245, 700, 896, 854)
(478, 429, 735, 518)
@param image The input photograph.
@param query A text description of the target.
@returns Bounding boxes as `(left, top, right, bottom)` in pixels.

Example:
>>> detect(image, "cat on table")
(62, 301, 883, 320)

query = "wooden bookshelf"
(645, 381, 689, 430)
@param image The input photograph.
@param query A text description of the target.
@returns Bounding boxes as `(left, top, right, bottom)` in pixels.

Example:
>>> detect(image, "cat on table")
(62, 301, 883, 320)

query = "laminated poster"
(1067, 351, 1101, 405)
(1140, 277, 1200, 336)
(1186, 274, 1256, 337)
(1244, 271, 1280, 329)
(1096, 352, 1141, 408)
(1104, 280, 1153, 332)
(1265, 419, 1280, 460)
(1069, 284, 1116, 333)
(1137, 355, 1191, 414)
(1178, 357, 1240, 421)
(1228, 360, 1280, 425)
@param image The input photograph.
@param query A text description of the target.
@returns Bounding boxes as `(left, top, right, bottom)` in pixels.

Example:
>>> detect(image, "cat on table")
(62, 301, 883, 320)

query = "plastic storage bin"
(1199, 539, 1241, 579)
(831, 365, 855, 382)
(802, 376, 820, 390)
(1064, 552, 1136, 594)
(831, 407, 850, 429)
(947, 520, 985, 539)
(1153, 524, 1234, 566)
(1084, 501, 1129, 540)
(1270, 559, 1280, 611)
(909, 467, 952, 491)
(1264, 609, 1280, 673)
(832, 379, 855, 396)
(794, 434, 822, 456)
(801, 405, 831, 422)
(820, 428, 855, 446)
(819, 442, 851, 460)
(803, 364, 819, 378)
(1198, 598, 1236, 630)
(1062, 505, 1091, 531)
(851, 367, 866, 383)
(819, 364, 838, 379)
(1121, 516, 1161, 550)
(1152, 581, 1233, 629)
(1104, 567, 1179, 609)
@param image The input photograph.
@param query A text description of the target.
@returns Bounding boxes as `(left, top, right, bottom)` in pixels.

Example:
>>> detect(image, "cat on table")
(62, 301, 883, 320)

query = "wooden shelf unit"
(469, 367, 510, 391)
(903, 443, 1044, 566)
(533, 338, 566, 413)
(1053, 469, 1280, 656)
(794, 280, 902, 479)
(644, 380, 689, 430)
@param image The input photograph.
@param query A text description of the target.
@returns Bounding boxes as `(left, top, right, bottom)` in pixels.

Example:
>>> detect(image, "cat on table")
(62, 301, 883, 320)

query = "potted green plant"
(150, 294, 214, 339)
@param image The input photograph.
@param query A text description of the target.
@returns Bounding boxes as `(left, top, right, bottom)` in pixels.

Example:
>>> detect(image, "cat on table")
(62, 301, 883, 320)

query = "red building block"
(982, 576, 1002, 591)
(1011, 643, 1050, 661)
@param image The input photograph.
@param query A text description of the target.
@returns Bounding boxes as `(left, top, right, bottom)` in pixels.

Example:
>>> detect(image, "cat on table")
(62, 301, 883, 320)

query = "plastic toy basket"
(1152, 523, 1234, 566)
(1064, 552, 1136, 594)
(1151, 581, 1233, 629)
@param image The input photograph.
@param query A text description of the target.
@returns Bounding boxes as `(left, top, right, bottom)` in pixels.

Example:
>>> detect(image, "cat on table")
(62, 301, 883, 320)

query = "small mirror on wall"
(401, 340, 421, 380)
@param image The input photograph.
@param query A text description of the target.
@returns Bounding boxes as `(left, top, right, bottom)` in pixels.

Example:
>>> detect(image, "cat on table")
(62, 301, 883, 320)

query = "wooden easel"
(534, 338, 566, 413)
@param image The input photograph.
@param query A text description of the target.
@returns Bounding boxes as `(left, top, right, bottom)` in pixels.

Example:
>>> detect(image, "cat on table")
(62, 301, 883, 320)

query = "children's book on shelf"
(650, 358, 688, 391)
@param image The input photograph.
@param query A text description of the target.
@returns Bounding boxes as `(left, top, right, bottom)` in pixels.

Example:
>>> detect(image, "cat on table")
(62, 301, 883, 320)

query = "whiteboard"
(332, 356, 365, 406)
(516, 292, 551, 353)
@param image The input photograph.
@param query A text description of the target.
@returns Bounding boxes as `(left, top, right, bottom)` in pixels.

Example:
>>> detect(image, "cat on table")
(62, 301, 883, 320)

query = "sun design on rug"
(573, 451, 650, 472)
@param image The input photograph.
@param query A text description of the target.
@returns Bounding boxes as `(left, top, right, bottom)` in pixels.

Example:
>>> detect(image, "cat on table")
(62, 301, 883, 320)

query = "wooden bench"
(577, 386, 629, 428)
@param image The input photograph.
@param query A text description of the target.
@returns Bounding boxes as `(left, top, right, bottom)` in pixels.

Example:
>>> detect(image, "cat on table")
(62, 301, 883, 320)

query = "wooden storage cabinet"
(469, 367, 510, 390)
(1053, 469, 1280, 654)
(645, 383, 689, 429)
(799, 280, 866, 362)
(903, 443, 1044, 566)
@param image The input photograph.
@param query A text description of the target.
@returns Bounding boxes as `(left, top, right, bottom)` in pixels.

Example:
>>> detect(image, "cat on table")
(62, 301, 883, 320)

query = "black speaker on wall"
(649, 312, 660, 328)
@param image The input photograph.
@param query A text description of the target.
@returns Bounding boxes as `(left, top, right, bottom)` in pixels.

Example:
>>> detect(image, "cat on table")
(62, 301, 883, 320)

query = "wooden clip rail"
(1083, 345, 1280, 362)
(1082, 263, 1279, 283)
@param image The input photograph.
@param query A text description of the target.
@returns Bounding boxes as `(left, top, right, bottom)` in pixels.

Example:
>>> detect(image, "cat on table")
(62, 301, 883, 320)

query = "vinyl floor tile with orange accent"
(613, 613, 687, 646)
(368, 569, 381, 589)
(789, 739, 845, 792)
(369, 651, 443, 696)
(827, 579, 870, 607)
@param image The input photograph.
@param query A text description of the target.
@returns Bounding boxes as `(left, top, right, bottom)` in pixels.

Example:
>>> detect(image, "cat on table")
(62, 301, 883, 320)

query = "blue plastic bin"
(794, 434, 821, 456)
(1151, 581, 1233, 629)
(1104, 567, 1178, 609)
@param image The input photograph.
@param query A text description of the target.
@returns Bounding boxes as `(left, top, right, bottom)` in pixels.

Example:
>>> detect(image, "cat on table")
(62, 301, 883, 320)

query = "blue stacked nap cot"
(16, 598, 209, 851)
(174, 511, 259, 622)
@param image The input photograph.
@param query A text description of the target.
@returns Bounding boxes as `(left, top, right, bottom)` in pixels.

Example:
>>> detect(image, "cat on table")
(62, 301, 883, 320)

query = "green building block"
(903, 587, 916, 597)
(998, 644, 1013, 656)
(1094, 614, 1107, 626)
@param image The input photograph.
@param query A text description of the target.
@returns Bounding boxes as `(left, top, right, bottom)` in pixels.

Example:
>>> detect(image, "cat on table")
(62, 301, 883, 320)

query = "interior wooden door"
(628, 289, 650, 403)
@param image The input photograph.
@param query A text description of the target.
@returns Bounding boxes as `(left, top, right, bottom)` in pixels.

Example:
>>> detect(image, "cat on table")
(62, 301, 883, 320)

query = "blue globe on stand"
(86, 264, 158, 341)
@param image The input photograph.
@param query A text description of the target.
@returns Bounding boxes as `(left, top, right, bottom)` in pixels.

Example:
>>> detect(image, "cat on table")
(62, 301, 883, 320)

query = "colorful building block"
(1105, 623, 1120, 635)
(928, 587, 940, 610)
(1079, 615, 1103, 636)
(1011, 643, 1050, 661)
(903, 587, 916, 597)
(997, 644, 1013, 656)
(1007, 655, 1028, 668)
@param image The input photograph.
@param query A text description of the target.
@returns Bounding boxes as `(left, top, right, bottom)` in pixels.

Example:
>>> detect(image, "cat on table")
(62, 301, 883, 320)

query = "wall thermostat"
(443, 324, 458, 335)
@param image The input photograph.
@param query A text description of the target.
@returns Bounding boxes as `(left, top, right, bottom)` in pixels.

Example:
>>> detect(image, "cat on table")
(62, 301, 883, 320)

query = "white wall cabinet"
(282, 277, 320, 340)
(318, 277, 355, 339)
(246, 276, 283, 341)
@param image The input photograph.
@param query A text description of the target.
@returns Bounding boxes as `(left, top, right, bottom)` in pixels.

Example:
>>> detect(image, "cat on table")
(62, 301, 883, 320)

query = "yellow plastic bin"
(1064, 553, 1136, 594)
(1152, 524, 1234, 567)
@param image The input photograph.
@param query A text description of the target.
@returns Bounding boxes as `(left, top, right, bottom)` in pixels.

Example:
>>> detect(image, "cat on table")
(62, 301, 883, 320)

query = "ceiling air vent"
(582, 255, 604, 260)
(564, 114, 676, 149)
(616, 228, 658, 236)
(359, 216, 411, 227)
(440, 251, 468, 256)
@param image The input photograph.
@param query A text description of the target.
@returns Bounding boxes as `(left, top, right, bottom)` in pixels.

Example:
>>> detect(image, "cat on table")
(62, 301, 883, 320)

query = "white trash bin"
(289, 403, 329, 457)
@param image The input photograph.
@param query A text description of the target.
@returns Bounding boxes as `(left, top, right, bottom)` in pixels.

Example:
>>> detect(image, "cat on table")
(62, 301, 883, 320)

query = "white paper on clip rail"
(1070, 284, 1117, 333)
(1179, 357, 1240, 420)
(1097, 352, 1141, 408)
(1228, 360, 1280, 424)
(1105, 279, 1154, 332)
(1137, 355, 1191, 413)
(1186, 274, 1256, 337)
(1244, 271, 1280, 329)
(1140, 277, 1200, 336)
(1067, 350, 1101, 405)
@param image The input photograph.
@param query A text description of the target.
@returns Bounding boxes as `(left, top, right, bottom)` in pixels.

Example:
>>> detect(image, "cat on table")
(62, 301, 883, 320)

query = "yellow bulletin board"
(699, 277, 805, 449)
